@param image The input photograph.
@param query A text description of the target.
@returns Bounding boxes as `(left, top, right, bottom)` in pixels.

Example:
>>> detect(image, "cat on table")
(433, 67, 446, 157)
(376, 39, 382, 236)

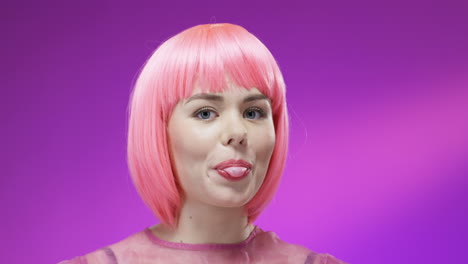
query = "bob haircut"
(127, 23, 289, 229)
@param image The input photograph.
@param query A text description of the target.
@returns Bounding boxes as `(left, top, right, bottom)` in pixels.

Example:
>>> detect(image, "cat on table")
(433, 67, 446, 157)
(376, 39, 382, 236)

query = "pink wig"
(127, 23, 288, 228)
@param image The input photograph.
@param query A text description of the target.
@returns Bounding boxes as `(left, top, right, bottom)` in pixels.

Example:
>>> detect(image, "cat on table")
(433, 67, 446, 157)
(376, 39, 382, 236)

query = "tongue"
(223, 167, 248, 177)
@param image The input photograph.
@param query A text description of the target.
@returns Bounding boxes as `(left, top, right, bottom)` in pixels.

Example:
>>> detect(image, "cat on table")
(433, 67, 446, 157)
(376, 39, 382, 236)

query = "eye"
(194, 107, 217, 120)
(243, 107, 266, 120)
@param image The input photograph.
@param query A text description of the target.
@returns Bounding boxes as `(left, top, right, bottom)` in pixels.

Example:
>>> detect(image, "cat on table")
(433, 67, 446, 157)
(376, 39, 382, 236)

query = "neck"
(151, 199, 254, 244)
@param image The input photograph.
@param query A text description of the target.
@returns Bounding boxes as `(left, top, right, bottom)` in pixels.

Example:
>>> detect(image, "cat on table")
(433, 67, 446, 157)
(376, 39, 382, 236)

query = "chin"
(206, 191, 254, 208)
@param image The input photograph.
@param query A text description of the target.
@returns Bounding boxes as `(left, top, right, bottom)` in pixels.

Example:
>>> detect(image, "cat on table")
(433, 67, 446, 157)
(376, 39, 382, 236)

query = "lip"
(214, 159, 252, 181)
(214, 159, 252, 170)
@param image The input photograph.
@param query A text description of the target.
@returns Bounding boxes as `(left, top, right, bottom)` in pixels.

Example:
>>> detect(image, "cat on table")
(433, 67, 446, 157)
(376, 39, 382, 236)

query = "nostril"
(226, 137, 246, 145)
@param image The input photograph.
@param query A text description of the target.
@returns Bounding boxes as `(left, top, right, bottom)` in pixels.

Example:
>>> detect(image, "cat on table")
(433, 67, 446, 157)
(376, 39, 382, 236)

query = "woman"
(59, 23, 347, 264)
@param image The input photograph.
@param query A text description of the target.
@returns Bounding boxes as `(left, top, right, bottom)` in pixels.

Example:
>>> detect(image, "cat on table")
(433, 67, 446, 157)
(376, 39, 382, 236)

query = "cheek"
(252, 126, 276, 160)
(168, 121, 215, 169)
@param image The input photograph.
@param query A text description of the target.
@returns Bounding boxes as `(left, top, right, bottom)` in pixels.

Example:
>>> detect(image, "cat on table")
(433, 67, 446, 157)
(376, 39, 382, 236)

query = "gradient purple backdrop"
(2, 1, 467, 263)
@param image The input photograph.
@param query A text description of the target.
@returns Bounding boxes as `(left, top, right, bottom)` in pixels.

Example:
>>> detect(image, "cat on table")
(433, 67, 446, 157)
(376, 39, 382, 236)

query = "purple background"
(2, 1, 467, 263)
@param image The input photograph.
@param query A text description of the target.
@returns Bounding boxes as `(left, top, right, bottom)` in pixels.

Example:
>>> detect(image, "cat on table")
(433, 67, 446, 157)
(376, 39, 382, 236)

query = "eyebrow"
(184, 93, 270, 105)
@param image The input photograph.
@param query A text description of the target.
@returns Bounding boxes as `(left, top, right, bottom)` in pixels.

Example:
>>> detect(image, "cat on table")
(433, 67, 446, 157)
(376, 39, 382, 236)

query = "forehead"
(190, 85, 263, 97)
(182, 86, 271, 105)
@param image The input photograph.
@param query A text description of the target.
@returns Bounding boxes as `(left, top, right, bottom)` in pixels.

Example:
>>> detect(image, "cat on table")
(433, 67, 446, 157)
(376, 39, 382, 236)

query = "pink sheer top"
(58, 226, 348, 264)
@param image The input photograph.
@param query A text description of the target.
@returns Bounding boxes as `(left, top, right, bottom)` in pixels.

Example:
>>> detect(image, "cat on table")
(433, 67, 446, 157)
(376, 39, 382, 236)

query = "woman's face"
(167, 85, 276, 208)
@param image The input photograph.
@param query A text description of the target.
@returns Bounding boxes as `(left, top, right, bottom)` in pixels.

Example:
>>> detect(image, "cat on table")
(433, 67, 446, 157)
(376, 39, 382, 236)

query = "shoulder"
(57, 229, 148, 264)
(57, 256, 87, 264)
(305, 252, 349, 264)
(251, 227, 349, 264)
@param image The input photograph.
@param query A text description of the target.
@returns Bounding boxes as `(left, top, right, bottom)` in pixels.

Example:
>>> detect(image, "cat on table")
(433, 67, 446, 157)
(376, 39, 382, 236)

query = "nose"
(221, 112, 248, 147)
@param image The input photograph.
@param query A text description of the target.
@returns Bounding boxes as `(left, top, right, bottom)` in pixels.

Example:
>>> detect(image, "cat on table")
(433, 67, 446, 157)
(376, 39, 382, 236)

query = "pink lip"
(214, 159, 252, 181)
(214, 159, 252, 170)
